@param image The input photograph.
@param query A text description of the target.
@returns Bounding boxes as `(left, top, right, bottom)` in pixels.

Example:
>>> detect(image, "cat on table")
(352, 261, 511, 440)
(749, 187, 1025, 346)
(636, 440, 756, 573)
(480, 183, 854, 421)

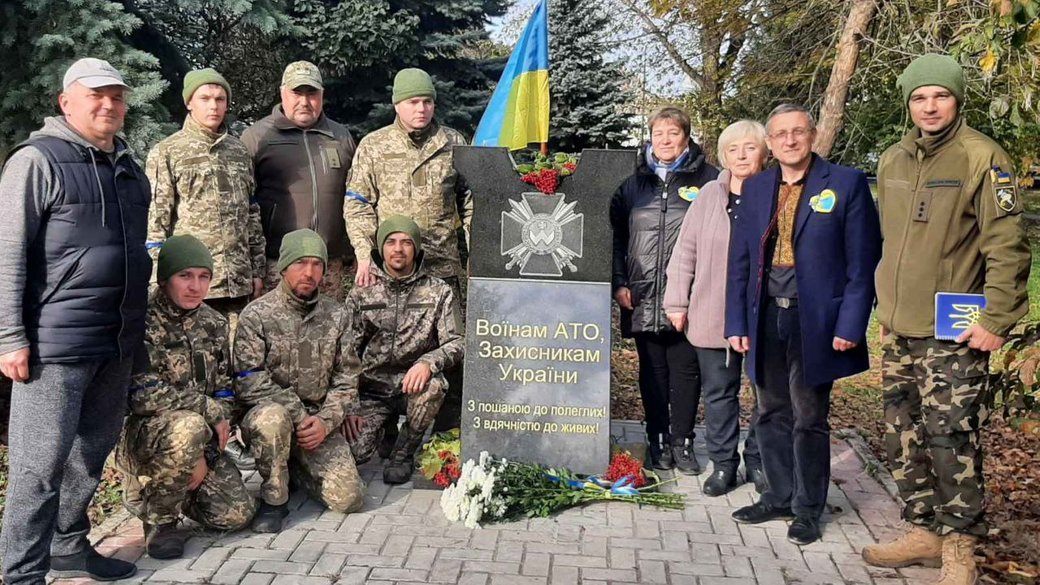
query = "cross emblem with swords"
(500, 193, 584, 277)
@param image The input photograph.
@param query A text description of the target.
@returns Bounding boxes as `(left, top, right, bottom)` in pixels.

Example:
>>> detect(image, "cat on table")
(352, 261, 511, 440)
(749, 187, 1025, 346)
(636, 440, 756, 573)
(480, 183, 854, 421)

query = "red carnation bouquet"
(516, 152, 578, 194)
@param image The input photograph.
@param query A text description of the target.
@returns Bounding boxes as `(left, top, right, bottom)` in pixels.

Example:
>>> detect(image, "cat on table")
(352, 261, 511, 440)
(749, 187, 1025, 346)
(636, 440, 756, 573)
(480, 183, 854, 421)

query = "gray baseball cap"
(63, 58, 131, 91)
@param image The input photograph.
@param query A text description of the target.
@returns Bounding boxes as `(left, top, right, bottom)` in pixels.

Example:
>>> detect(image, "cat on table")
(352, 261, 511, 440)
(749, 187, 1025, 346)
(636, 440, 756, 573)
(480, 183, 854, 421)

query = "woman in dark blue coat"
(610, 107, 719, 470)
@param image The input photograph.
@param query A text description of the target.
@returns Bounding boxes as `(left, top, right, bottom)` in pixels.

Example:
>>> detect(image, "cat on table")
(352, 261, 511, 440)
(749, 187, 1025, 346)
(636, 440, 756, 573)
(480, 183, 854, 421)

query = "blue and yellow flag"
(474, 0, 549, 150)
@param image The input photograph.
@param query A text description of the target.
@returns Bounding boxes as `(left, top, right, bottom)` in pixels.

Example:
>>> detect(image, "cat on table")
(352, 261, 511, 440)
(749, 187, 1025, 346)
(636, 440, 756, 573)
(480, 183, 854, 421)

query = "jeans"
(634, 331, 699, 440)
(757, 303, 833, 519)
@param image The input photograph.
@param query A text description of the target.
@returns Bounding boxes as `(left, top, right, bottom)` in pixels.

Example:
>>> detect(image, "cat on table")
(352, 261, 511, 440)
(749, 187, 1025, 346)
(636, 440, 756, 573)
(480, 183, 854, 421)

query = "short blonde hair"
(717, 120, 768, 170)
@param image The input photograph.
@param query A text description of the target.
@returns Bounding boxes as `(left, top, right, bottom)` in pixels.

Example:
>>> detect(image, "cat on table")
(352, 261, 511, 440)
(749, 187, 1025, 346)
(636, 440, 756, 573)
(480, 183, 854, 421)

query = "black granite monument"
(455, 147, 635, 474)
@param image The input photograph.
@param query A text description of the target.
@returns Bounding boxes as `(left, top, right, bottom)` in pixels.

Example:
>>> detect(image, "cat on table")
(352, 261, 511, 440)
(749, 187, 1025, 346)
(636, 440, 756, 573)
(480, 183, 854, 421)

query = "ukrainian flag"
(474, 0, 549, 150)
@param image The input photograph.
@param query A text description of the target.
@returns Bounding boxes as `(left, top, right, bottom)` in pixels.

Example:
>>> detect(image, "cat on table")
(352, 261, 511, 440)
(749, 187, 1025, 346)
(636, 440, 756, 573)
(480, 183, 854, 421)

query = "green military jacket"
(146, 116, 266, 299)
(233, 281, 358, 434)
(128, 289, 234, 426)
(876, 117, 1031, 337)
(344, 255, 463, 399)
(344, 119, 472, 280)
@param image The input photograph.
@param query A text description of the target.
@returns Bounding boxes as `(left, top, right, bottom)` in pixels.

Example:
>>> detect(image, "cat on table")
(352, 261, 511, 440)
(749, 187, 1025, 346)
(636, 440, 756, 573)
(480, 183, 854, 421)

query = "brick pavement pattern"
(52, 423, 938, 585)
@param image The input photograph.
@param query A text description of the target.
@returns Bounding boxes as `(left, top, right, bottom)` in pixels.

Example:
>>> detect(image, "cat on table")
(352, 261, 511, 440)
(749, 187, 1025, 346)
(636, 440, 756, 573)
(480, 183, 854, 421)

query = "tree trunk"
(814, 0, 877, 158)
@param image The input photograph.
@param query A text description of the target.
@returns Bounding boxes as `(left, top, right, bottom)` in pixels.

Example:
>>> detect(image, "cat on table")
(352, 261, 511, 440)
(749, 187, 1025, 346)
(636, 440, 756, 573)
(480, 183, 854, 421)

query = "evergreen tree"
(548, 0, 632, 151)
(284, 0, 510, 137)
(0, 0, 169, 159)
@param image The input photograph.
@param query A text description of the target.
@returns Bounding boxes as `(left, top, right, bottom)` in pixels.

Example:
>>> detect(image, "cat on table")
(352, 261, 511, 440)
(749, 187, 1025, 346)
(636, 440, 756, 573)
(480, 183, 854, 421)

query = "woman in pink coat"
(663, 120, 769, 496)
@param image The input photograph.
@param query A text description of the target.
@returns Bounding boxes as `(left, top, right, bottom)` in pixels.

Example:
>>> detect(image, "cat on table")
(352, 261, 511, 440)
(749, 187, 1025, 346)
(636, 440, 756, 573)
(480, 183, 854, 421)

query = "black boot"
(384, 426, 424, 484)
(251, 500, 289, 533)
(145, 521, 185, 559)
(646, 435, 674, 471)
(703, 467, 738, 496)
(378, 418, 400, 460)
(50, 547, 137, 581)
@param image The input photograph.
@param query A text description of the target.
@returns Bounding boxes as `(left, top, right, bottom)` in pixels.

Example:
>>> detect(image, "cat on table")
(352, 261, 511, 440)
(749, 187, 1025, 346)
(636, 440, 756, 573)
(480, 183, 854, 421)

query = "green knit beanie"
(277, 229, 328, 273)
(157, 235, 214, 281)
(392, 68, 436, 104)
(182, 68, 231, 105)
(377, 215, 422, 254)
(897, 54, 964, 107)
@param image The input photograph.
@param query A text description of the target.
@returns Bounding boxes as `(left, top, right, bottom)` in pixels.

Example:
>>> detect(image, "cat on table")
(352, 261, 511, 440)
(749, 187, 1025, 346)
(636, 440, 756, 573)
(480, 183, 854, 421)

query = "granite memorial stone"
(455, 147, 634, 474)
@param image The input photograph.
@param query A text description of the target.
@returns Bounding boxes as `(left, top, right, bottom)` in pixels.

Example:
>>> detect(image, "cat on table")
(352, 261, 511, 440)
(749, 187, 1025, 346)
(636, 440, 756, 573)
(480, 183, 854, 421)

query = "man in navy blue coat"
(724, 104, 881, 545)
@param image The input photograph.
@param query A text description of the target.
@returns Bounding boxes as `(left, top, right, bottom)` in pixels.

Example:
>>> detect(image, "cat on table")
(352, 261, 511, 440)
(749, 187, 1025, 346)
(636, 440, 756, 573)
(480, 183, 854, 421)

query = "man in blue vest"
(0, 58, 151, 584)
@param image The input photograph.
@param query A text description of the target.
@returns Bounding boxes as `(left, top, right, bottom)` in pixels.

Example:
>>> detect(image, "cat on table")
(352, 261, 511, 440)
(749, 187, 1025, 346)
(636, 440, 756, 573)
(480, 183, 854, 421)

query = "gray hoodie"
(0, 116, 134, 356)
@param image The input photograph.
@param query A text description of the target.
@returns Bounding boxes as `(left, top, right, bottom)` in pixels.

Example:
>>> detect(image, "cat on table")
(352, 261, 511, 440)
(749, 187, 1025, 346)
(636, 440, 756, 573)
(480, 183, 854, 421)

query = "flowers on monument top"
(439, 449, 685, 528)
(419, 429, 463, 488)
(516, 152, 578, 195)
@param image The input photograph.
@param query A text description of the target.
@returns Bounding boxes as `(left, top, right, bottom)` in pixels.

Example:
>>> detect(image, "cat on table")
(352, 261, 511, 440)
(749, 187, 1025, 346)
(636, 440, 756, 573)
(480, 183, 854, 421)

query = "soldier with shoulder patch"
(342, 216, 464, 484)
(234, 229, 363, 533)
(145, 68, 266, 322)
(864, 54, 1031, 585)
(116, 235, 257, 559)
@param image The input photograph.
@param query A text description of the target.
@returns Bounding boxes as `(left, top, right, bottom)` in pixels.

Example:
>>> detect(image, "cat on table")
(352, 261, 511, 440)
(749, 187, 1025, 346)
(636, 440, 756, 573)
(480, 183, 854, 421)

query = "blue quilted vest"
(16, 136, 152, 363)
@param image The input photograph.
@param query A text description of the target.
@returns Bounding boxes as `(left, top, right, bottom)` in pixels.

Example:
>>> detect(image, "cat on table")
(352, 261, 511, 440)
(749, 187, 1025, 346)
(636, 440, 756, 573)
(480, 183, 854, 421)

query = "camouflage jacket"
(233, 281, 359, 433)
(146, 115, 266, 299)
(344, 119, 472, 280)
(128, 289, 234, 426)
(344, 255, 463, 399)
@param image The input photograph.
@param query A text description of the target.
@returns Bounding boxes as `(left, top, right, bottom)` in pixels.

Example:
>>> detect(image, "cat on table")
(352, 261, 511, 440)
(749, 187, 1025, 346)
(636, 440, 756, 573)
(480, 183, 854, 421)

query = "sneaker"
(672, 445, 702, 475)
(225, 438, 256, 471)
(50, 547, 137, 581)
(732, 500, 795, 524)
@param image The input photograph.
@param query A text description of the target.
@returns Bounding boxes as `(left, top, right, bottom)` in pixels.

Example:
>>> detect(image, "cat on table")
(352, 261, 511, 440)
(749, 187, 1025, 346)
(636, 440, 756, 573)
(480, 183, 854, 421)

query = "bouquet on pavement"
(439, 449, 685, 528)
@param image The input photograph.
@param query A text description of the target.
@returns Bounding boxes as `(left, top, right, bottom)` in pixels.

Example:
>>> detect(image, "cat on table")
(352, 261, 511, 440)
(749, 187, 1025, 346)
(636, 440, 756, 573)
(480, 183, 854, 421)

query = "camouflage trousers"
(265, 257, 348, 302)
(881, 335, 990, 536)
(240, 402, 363, 513)
(115, 411, 257, 530)
(350, 376, 447, 465)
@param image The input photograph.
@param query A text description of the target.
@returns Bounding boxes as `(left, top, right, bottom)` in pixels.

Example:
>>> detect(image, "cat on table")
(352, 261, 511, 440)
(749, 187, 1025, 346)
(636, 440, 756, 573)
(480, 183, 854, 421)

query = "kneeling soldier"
(116, 235, 257, 559)
(342, 215, 463, 484)
(235, 229, 363, 533)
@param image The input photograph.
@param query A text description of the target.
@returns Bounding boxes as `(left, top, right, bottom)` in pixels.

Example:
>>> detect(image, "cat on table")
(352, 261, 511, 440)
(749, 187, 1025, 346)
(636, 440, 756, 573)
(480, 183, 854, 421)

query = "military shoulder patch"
(678, 186, 700, 202)
(990, 166, 1018, 213)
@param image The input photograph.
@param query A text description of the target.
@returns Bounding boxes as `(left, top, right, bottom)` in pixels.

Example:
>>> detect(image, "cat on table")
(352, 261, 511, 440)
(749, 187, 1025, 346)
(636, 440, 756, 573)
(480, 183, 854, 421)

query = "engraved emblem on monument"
(500, 192, 584, 277)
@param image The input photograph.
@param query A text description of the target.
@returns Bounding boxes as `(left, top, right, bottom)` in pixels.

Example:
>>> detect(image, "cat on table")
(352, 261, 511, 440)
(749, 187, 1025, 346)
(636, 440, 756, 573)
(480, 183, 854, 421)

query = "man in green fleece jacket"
(864, 54, 1030, 585)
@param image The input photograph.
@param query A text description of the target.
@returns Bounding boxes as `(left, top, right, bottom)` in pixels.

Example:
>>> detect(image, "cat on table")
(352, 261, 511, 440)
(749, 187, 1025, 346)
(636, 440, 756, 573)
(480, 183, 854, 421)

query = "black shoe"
(225, 439, 256, 471)
(251, 501, 289, 533)
(50, 548, 137, 581)
(732, 500, 795, 524)
(672, 445, 702, 475)
(746, 466, 768, 494)
(144, 522, 184, 559)
(383, 456, 415, 485)
(787, 516, 822, 545)
(703, 468, 738, 497)
(647, 441, 675, 471)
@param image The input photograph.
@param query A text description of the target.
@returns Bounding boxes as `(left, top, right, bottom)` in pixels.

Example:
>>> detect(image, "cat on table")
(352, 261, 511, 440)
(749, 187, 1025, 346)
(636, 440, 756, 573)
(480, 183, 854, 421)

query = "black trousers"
(634, 331, 699, 440)
(688, 347, 758, 472)
(757, 303, 833, 519)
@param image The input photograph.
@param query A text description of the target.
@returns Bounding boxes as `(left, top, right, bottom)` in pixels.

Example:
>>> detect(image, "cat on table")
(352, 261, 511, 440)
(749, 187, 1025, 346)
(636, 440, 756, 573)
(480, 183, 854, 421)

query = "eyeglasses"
(768, 128, 812, 140)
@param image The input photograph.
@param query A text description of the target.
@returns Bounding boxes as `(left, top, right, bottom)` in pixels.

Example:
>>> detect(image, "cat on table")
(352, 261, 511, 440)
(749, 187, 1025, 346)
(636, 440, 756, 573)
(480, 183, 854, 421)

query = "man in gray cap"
(0, 57, 149, 583)
(242, 61, 356, 302)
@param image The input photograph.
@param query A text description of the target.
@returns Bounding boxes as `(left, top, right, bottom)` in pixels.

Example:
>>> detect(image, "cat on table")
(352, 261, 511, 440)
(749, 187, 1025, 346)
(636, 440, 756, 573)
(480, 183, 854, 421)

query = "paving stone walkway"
(54, 423, 938, 585)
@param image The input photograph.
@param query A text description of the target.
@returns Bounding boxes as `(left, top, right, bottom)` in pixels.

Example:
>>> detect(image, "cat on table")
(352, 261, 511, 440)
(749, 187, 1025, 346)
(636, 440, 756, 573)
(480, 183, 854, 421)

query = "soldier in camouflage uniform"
(115, 235, 257, 559)
(234, 229, 363, 533)
(345, 68, 471, 433)
(342, 216, 464, 484)
(864, 55, 1031, 585)
(145, 68, 266, 324)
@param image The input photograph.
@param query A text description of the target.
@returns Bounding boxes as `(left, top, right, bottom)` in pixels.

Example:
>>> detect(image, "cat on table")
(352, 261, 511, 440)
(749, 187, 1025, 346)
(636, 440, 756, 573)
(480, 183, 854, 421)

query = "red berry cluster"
(520, 168, 559, 195)
(563, 162, 577, 172)
(604, 451, 647, 487)
(433, 450, 462, 487)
